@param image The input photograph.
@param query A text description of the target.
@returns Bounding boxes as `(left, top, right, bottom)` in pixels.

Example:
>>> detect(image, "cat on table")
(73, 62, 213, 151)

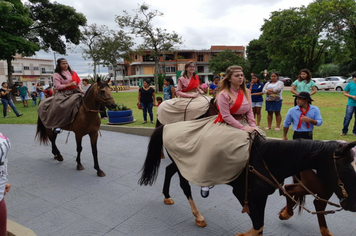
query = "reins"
(245, 139, 344, 215)
(183, 91, 214, 121)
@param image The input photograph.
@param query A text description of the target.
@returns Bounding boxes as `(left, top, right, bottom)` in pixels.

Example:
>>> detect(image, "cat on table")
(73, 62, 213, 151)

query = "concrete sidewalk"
(2, 124, 356, 236)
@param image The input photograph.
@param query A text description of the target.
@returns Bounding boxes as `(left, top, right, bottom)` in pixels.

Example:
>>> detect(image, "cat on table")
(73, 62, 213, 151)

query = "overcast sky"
(34, 0, 314, 75)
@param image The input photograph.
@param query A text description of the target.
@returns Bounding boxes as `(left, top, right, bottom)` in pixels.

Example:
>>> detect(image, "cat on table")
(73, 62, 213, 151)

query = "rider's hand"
(72, 81, 77, 86)
(192, 94, 198, 98)
(245, 126, 257, 133)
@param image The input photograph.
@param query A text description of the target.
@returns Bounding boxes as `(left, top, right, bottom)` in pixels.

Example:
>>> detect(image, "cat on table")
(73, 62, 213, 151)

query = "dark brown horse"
(35, 78, 116, 176)
(139, 127, 356, 235)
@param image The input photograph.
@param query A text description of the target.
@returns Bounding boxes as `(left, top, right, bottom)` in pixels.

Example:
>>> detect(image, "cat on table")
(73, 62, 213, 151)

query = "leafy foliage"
(209, 49, 249, 77)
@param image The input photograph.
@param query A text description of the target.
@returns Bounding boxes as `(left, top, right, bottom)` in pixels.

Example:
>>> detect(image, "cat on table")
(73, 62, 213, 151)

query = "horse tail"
(138, 125, 164, 186)
(35, 116, 49, 145)
(295, 195, 306, 214)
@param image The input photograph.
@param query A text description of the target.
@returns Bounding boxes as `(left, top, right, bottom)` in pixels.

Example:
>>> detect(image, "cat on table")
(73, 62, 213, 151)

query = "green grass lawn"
(1, 91, 355, 142)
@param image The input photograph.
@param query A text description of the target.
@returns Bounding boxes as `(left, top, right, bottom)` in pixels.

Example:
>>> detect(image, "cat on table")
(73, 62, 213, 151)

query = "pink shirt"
(217, 88, 256, 130)
(176, 76, 203, 98)
(53, 71, 74, 90)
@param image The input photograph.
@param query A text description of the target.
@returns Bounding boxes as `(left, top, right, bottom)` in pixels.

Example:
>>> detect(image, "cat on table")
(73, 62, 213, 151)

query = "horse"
(139, 125, 356, 236)
(35, 77, 116, 177)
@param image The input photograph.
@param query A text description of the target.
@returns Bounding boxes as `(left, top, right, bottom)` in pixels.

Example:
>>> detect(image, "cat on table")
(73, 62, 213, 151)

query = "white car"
(334, 77, 353, 91)
(312, 78, 333, 90)
(325, 76, 348, 87)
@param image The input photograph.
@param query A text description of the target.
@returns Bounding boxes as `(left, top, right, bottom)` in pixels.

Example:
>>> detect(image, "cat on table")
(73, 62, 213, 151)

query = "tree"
(246, 38, 272, 77)
(116, 3, 183, 91)
(97, 30, 134, 92)
(81, 24, 110, 78)
(209, 49, 249, 77)
(0, 0, 86, 86)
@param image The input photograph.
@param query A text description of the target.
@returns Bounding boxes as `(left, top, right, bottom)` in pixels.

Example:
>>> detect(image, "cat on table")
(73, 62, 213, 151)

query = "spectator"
(44, 86, 54, 98)
(262, 71, 284, 130)
(36, 82, 45, 105)
(0, 133, 11, 236)
(283, 92, 322, 140)
(17, 82, 30, 108)
(138, 79, 156, 124)
(198, 76, 208, 94)
(247, 74, 264, 127)
(163, 77, 175, 100)
(31, 82, 36, 93)
(31, 91, 38, 106)
(0, 82, 23, 118)
(209, 75, 220, 97)
(291, 69, 317, 106)
(81, 78, 91, 94)
(341, 71, 356, 136)
(156, 96, 163, 107)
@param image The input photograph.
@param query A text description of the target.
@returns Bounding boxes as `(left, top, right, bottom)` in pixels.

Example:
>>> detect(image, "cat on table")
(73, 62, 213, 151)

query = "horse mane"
(253, 137, 340, 165)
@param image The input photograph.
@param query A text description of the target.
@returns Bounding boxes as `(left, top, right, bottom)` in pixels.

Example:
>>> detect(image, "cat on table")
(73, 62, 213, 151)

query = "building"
(108, 45, 245, 87)
(0, 55, 54, 87)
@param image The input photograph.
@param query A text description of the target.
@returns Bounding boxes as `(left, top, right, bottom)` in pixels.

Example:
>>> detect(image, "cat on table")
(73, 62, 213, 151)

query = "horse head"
(331, 141, 356, 212)
(94, 77, 116, 110)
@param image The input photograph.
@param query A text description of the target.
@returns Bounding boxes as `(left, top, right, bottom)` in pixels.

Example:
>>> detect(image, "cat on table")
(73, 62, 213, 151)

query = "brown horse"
(279, 168, 350, 236)
(35, 78, 116, 176)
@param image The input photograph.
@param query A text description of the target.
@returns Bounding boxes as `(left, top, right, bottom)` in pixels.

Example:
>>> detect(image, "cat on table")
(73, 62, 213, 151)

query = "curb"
(7, 220, 37, 236)
(100, 125, 154, 137)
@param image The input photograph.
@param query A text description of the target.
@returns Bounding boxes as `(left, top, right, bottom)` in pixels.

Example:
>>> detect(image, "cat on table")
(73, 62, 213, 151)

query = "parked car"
(279, 76, 292, 86)
(312, 78, 333, 90)
(325, 76, 348, 87)
(334, 77, 353, 91)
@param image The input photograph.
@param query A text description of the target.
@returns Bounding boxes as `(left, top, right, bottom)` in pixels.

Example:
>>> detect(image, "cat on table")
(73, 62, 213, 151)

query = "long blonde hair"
(217, 65, 250, 103)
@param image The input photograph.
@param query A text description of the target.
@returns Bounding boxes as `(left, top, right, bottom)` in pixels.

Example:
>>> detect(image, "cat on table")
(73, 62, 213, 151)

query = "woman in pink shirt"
(38, 58, 83, 133)
(157, 61, 211, 125)
(201, 65, 258, 198)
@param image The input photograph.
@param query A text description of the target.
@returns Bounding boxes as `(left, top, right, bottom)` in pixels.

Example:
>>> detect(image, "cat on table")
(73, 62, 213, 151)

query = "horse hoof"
(279, 210, 292, 220)
(195, 218, 206, 227)
(97, 171, 106, 177)
(54, 155, 63, 162)
(164, 198, 174, 205)
(77, 165, 84, 171)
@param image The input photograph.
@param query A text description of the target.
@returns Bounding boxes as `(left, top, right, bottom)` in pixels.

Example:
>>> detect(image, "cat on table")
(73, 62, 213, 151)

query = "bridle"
(333, 152, 349, 198)
(82, 84, 113, 113)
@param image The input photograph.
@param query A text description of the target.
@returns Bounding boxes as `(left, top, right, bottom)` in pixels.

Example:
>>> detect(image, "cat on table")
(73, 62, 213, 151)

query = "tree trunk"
(114, 68, 118, 93)
(6, 58, 16, 101)
(154, 56, 159, 92)
(93, 62, 97, 79)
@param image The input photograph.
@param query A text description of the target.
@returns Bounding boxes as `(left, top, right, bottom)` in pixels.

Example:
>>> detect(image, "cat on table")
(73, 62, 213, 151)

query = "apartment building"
(0, 56, 54, 87)
(108, 45, 245, 87)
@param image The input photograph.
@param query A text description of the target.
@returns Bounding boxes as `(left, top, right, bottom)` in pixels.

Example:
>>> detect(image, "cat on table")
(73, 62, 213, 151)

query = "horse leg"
(48, 130, 63, 162)
(162, 162, 178, 205)
(314, 191, 334, 236)
(75, 134, 84, 171)
(278, 183, 307, 220)
(89, 132, 105, 177)
(177, 171, 206, 227)
(233, 187, 266, 236)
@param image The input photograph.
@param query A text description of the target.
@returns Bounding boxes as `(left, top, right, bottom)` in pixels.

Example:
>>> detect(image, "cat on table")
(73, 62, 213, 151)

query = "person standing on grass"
(283, 92, 322, 140)
(0, 82, 23, 118)
(341, 71, 356, 136)
(247, 74, 264, 127)
(138, 79, 156, 124)
(17, 82, 30, 107)
(291, 69, 317, 106)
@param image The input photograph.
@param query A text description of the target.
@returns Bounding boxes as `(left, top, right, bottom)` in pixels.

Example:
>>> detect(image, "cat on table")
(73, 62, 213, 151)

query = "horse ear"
(97, 77, 101, 85)
(339, 141, 356, 157)
(107, 78, 111, 84)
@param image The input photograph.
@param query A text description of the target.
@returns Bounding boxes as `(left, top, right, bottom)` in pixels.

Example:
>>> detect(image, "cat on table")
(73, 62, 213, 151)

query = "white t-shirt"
(0, 133, 10, 201)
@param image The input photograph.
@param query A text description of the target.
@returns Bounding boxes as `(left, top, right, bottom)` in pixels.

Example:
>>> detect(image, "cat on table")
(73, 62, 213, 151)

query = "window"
(197, 55, 204, 62)
(197, 66, 204, 73)
(33, 67, 39, 70)
(24, 66, 30, 70)
(165, 66, 176, 73)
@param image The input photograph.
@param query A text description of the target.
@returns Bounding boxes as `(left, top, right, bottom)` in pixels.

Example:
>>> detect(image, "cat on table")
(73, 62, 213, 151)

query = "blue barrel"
(107, 110, 134, 124)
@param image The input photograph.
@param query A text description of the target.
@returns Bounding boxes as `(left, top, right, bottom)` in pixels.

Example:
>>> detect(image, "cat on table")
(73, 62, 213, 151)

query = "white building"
(0, 56, 54, 87)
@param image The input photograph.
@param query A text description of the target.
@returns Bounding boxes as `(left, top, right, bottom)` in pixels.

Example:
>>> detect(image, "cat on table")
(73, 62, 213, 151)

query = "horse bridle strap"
(249, 159, 343, 215)
(81, 95, 101, 113)
(333, 153, 349, 198)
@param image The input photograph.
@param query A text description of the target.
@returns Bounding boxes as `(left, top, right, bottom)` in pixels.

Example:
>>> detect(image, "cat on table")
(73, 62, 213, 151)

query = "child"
(31, 91, 38, 106)
(156, 96, 163, 107)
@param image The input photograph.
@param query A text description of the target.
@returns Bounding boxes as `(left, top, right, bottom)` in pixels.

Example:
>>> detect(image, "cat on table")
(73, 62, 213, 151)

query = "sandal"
(274, 128, 281, 131)
(264, 127, 271, 130)
(142, 121, 147, 124)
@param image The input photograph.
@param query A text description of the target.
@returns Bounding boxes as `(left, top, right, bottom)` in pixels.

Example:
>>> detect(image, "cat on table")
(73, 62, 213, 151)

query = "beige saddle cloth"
(163, 115, 265, 186)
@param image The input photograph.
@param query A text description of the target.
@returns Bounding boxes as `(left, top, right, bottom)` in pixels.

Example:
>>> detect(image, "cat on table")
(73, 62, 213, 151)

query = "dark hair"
(1, 82, 6, 86)
(271, 71, 279, 78)
(213, 75, 220, 80)
(55, 58, 72, 80)
(143, 79, 151, 85)
(156, 96, 163, 102)
(352, 71, 356, 78)
(298, 69, 312, 83)
(164, 77, 174, 86)
(252, 74, 260, 79)
(82, 78, 89, 83)
(199, 76, 204, 83)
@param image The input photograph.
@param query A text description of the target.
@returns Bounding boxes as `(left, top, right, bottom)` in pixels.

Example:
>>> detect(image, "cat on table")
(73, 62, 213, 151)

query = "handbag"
(137, 102, 142, 110)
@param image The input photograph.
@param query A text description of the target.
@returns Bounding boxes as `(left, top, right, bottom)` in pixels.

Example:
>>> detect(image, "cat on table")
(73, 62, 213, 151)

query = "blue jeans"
(141, 102, 153, 122)
(342, 105, 356, 134)
(1, 99, 20, 117)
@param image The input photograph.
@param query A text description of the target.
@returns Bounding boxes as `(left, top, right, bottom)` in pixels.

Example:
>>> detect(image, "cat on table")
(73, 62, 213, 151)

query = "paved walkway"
(2, 124, 356, 236)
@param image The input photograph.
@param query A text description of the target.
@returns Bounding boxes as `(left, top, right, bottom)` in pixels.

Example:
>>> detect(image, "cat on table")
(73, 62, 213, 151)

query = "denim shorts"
(252, 101, 263, 108)
(20, 95, 28, 101)
(265, 100, 282, 111)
